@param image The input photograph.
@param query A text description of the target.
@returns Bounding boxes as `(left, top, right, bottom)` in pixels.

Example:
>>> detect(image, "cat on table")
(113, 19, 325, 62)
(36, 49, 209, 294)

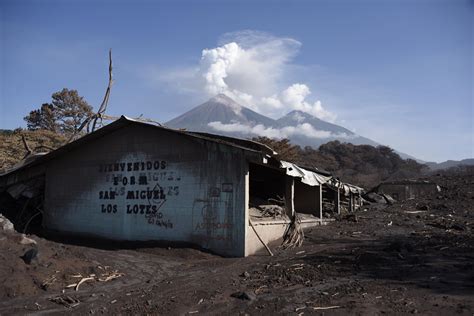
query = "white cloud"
(201, 42, 242, 95)
(207, 121, 352, 140)
(281, 84, 337, 123)
(160, 30, 338, 122)
(260, 95, 283, 109)
(281, 83, 310, 107)
(208, 121, 283, 138)
(291, 111, 306, 123)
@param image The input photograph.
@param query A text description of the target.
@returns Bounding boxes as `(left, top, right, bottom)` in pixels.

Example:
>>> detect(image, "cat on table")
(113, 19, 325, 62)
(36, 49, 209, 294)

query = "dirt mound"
(0, 215, 123, 302)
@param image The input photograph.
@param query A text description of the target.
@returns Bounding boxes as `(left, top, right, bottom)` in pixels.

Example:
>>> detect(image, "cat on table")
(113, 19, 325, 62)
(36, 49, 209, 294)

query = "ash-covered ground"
(0, 170, 473, 315)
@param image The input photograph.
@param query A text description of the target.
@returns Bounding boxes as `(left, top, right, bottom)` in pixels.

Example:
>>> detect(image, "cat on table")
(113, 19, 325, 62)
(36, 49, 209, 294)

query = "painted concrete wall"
(246, 218, 330, 255)
(246, 221, 289, 255)
(44, 124, 251, 257)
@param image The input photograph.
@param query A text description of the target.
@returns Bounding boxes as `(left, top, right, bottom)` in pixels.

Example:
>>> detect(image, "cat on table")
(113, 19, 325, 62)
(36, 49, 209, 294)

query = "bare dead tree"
(21, 135, 33, 159)
(91, 49, 114, 132)
(34, 145, 55, 152)
(63, 49, 161, 145)
(65, 50, 113, 144)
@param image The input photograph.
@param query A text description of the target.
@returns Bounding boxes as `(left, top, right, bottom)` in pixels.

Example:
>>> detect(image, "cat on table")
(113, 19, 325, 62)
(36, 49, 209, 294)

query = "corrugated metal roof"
(280, 160, 332, 186)
(188, 131, 277, 156)
(279, 160, 364, 193)
(0, 152, 47, 176)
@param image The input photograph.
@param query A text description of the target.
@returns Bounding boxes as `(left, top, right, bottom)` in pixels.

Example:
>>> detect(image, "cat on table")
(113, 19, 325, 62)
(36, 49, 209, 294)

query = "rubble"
(0, 215, 14, 232)
(231, 291, 256, 301)
(364, 192, 387, 204)
(381, 193, 396, 205)
(249, 204, 287, 220)
(20, 248, 38, 265)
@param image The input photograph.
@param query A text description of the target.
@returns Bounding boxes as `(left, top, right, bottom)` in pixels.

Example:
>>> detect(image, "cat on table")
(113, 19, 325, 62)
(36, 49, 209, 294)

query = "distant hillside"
(0, 129, 15, 136)
(426, 159, 474, 171)
(276, 110, 380, 147)
(253, 137, 428, 189)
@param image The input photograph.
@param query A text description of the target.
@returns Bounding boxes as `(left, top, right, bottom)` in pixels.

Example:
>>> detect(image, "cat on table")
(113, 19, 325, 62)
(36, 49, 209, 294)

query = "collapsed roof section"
(280, 160, 363, 196)
(280, 160, 332, 186)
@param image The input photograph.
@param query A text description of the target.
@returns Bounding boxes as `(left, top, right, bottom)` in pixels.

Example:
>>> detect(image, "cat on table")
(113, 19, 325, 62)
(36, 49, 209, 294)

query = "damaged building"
(375, 180, 440, 201)
(0, 116, 362, 257)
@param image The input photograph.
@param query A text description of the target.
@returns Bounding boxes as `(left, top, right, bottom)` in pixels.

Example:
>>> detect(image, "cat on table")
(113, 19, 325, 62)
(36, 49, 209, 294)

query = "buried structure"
(0, 116, 362, 257)
(374, 180, 440, 201)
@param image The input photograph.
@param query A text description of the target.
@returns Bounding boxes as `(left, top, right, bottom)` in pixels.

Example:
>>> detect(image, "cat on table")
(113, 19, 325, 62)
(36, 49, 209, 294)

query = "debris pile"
(249, 204, 286, 219)
(281, 216, 304, 249)
(0, 214, 14, 232)
(0, 212, 123, 302)
(65, 266, 124, 291)
(249, 196, 288, 220)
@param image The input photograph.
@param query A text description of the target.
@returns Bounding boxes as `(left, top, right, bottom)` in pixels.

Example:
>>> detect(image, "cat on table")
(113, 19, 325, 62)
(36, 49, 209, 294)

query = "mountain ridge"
(166, 94, 276, 133)
(165, 94, 418, 160)
(426, 158, 474, 170)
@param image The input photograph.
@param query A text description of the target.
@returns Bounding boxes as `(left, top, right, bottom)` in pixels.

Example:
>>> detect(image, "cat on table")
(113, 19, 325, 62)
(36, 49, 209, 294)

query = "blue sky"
(0, 0, 472, 162)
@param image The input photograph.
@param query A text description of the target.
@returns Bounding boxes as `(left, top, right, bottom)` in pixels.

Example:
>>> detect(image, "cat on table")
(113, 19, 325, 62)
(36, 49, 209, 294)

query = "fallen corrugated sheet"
(280, 161, 332, 186)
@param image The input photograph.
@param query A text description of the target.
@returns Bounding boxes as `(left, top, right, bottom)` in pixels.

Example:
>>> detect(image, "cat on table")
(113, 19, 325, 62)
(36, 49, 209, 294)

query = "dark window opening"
(322, 185, 338, 216)
(294, 180, 320, 217)
(0, 191, 44, 235)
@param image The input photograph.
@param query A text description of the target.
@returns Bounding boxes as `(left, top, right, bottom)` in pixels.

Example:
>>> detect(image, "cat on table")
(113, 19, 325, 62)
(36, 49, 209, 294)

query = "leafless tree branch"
(92, 49, 113, 132)
(21, 135, 33, 158)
